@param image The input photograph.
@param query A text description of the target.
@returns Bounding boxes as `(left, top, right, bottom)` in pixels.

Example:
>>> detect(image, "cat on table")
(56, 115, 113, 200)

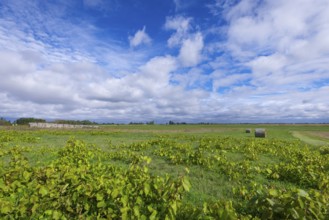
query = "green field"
(1, 124, 329, 219)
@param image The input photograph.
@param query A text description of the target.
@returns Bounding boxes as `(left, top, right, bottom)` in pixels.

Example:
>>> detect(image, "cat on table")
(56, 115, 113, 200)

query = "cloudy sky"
(0, 0, 328, 123)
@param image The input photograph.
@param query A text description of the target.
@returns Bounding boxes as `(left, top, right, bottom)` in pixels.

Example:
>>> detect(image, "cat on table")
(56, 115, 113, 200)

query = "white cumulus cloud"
(178, 33, 204, 67)
(1, 0, 329, 123)
(129, 26, 152, 48)
(165, 16, 192, 47)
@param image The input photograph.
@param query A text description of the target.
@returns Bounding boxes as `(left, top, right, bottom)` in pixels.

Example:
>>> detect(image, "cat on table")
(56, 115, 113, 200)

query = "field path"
(292, 131, 329, 146)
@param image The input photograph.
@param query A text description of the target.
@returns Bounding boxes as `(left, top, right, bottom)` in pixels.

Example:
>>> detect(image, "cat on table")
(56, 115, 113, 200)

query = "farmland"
(1, 124, 329, 219)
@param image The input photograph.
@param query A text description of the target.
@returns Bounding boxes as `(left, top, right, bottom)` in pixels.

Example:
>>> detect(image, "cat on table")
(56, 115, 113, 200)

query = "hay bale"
(245, 129, 251, 133)
(255, 128, 266, 138)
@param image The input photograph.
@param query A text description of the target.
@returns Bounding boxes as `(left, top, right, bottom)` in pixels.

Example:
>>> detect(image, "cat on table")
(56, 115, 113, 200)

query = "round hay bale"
(255, 128, 266, 138)
(245, 129, 251, 133)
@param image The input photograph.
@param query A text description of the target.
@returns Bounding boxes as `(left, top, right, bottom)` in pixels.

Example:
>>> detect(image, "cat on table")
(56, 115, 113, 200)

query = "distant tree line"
(167, 121, 219, 125)
(53, 120, 97, 125)
(0, 117, 11, 126)
(129, 121, 155, 125)
(168, 121, 187, 125)
(129, 122, 144, 125)
(9, 118, 98, 125)
(15, 118, 46, 125)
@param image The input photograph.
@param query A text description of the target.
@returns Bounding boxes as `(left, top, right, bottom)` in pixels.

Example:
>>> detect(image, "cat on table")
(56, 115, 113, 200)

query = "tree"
(0, 117, 11, 126)
(15, 118, 46, 125)
(53, 119, 97, 125)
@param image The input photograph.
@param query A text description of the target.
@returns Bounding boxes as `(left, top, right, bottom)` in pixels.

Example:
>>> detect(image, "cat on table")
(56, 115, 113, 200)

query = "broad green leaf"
(45, 210, 53, 216)
(182, 176, 191, 192)
(96, 193, 103, 201)
(120, 207, 128, 220)
(52, 210, 61, 220)
(266, 168, 272, 174)
(290, 208, 299, 219)
(144, 183, 150, 195)
(97, 201, 106, 208)
(149, 210, 157, 220)
(84, 203, 90, 211)
(133, 206, 140, 217)
(121, 195, 128, 206)
(39, 186, 49, 197)
(297, 197, 304, 209)
(31, 204, 39, 214)
(111, 189, 119, 199)
(1, 205, 11, 214)
(170, 201, 177, 215)
(266, 198, 275, 206)
(147, 205, 154, 212)
(269, 189, 278, 197)
(23, 170, 32, 181)
(297, 189, 309, 198)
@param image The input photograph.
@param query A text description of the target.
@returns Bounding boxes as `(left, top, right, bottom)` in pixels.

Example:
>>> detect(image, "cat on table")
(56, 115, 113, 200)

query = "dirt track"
(307, 132, 329, 140)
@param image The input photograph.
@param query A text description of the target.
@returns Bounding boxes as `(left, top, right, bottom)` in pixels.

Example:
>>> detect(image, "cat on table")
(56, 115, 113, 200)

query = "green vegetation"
(0, 124, 328, 219)
(15, 117, 46, 125)
(292, 131, 329, 146)
(0, 117, 11, 126)
(53, 119, 98, 125)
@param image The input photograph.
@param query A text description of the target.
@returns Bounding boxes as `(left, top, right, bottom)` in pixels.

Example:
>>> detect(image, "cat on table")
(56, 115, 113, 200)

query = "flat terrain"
(1, 124, 329, 219)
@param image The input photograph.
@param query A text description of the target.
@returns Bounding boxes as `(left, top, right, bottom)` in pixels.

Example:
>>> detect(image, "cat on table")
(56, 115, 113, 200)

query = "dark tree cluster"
(168, 121, 187, 125)
(15, 118, 46, 125)
(129, 121, 155, 125)
(0, 117, 11, 126)
(53, 120, 97, 125)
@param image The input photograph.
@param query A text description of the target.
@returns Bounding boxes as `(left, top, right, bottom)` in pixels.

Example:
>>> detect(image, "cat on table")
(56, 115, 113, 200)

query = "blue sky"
(0, 0, 329, 123)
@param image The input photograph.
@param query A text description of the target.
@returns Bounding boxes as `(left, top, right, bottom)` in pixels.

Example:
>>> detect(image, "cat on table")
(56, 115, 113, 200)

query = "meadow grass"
(1, 123, 329, 217)
(1, 123, 328, 170)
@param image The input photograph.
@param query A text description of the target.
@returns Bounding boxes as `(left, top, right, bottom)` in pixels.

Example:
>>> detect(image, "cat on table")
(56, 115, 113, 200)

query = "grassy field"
(1, 124, 329, 219)
(2, 123, 328, 143)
